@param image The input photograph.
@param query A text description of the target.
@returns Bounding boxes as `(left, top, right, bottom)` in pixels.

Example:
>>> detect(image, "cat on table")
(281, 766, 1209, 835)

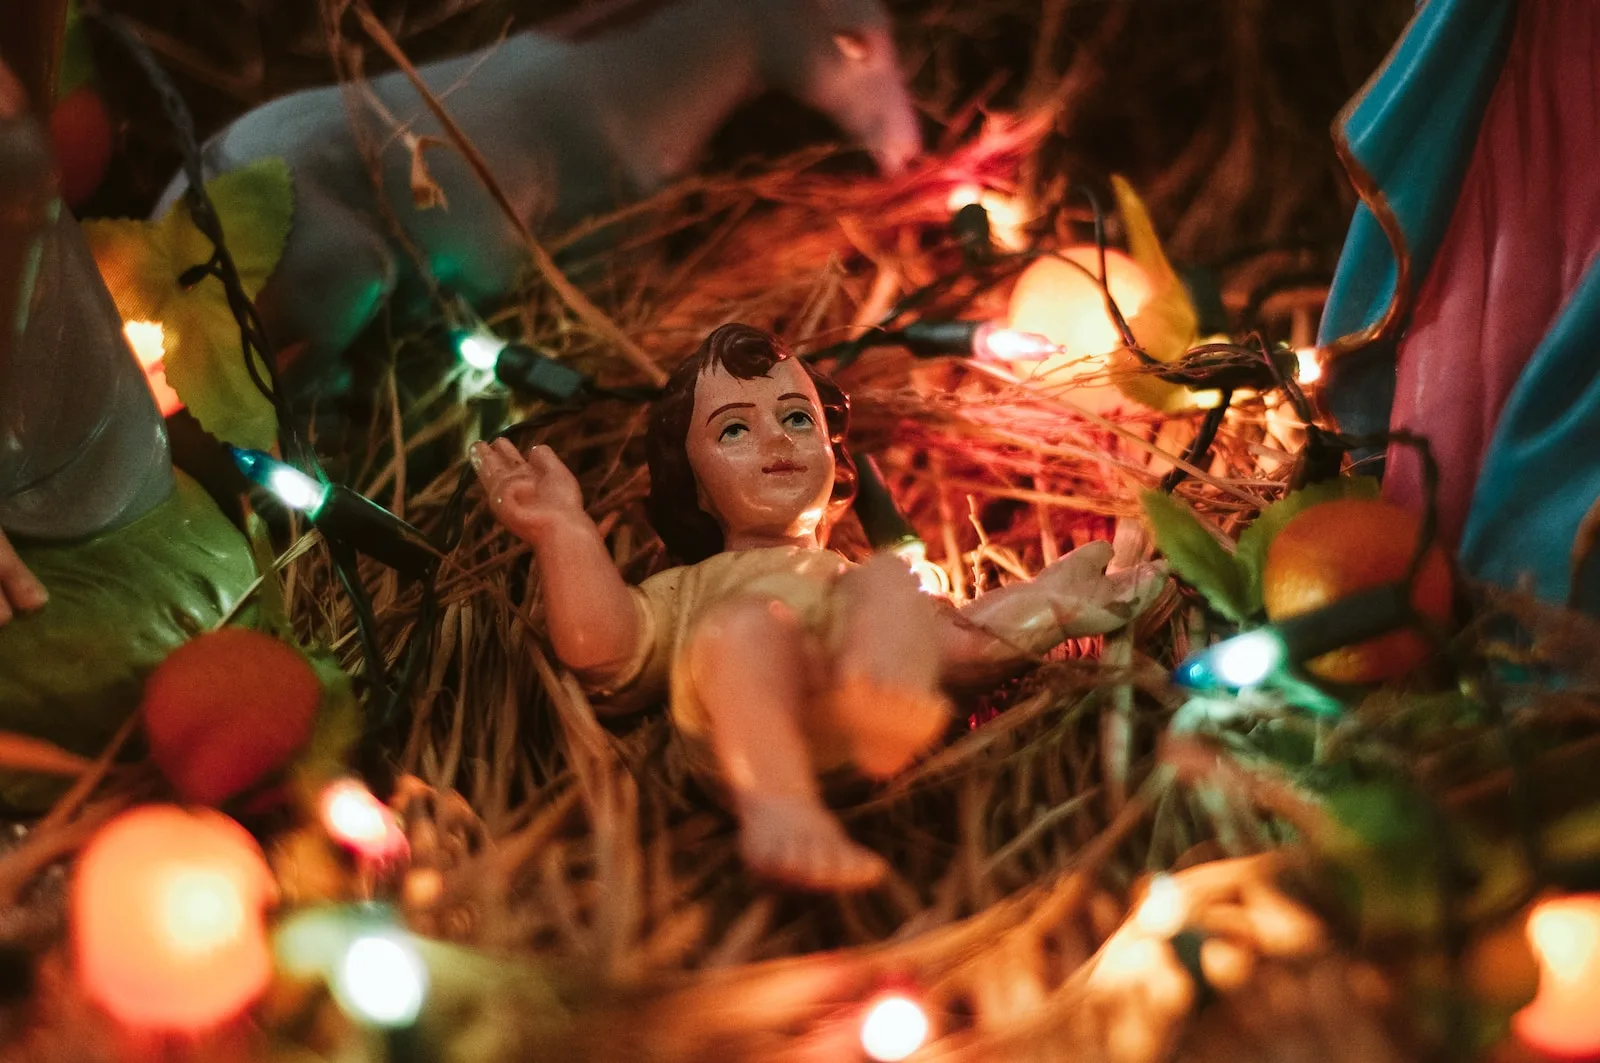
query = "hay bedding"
(11, 0, 1585, 1059)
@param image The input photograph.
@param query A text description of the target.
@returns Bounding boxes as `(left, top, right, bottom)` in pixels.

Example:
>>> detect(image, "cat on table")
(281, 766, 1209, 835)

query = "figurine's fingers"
(1061, 540, 1115, 573)
(1040, 540, 1115, 589)
(491, 437, 530, 470)
(469, 440, 512, 481)
(1108, 561, 1168, 612)
(0, 532, 46, 623)
(524, 444, 564, 474)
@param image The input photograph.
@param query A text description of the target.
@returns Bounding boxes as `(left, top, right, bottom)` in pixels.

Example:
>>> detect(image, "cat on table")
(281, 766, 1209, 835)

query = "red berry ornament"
(48, 85, 112, 208)
(142, 628, 323, 804)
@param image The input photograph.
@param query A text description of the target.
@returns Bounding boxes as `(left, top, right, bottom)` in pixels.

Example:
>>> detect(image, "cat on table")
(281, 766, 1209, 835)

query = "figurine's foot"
(834, 675, 951, 780)
(734, 790, 888, 891)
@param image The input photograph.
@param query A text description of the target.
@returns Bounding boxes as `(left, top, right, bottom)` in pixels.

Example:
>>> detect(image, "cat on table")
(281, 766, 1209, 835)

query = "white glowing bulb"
(160, 869, 246, 957)
(458, 331, 508, 371)
(1135, 874, 1187, 937)
(860, 995, 929, 1062)
(267, 464, 329, 513)
(335, 932, 427, 1027)
(1295, 347, 1322, 384)
(891, 540, 951, 596)
(1211, 630, 1284, 689)
(970, 324, 1063, 364)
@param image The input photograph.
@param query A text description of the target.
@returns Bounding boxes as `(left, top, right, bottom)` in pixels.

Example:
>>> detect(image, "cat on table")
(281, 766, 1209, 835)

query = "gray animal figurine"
(156, 0, 922, 399)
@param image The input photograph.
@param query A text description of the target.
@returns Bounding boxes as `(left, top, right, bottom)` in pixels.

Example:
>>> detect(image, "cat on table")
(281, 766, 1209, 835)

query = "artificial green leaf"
(1140, 489, 1251, 621)
(244, 512, 290, 639)
(1236, 476, 1381, 609)
(290, 650, 362, 799)
(83, 157, 293, 451)
(1307, 779, 1453, 939)
(57, 1, 94, 99)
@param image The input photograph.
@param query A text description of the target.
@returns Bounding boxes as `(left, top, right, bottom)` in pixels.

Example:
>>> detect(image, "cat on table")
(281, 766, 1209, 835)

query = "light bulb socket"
(315, 486, 437, 577)
(897, 319, 983, 358)
(1274, 581, 1413, 662)
(493, 342, 588, 403)
(850, 451, 919, 549)
(950, 202, 994, 262)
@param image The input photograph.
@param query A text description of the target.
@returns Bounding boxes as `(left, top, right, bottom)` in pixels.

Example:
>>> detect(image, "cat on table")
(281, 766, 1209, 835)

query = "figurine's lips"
(762, 461, 805, 474)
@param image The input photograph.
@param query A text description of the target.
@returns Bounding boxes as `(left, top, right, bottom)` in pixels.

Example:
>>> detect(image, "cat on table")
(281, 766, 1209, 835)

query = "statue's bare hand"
(469, 439, 587, 543)
(0, 526, 47, 626)
(1035, 542, 1168, 637)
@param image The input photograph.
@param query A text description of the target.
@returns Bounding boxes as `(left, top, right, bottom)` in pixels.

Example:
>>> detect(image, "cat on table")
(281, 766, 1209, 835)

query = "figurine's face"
(686, 358, 836, 544)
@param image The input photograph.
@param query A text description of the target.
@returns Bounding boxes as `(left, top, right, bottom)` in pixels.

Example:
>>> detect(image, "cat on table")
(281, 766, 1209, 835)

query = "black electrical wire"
(88, 8, 407, 771)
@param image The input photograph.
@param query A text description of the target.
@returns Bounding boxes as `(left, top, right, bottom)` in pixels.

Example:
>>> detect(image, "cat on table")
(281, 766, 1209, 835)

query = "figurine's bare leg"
(830, 553, 951, 778)
(686, 596, 888, 891)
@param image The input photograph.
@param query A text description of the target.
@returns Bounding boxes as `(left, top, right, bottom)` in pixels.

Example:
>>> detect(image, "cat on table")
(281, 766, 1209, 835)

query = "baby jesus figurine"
(471, 324, 1164, 890)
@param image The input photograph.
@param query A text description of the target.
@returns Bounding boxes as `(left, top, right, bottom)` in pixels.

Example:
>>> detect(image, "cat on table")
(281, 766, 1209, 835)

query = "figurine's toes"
(736, 793, 887, 892)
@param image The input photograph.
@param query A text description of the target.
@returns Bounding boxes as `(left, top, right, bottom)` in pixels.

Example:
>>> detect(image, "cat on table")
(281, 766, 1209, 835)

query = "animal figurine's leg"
(829, 553, 952, 778)
(253, 188, 399, 405)
(684, 595, 888, 891)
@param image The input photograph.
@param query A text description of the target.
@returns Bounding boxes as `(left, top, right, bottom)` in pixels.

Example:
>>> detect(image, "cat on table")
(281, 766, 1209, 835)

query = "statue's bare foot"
(735, 790, 887, 891)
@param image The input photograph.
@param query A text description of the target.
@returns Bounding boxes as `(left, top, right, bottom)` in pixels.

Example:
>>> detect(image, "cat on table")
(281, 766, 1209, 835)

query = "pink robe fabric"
(1383, 0, 1600, 544)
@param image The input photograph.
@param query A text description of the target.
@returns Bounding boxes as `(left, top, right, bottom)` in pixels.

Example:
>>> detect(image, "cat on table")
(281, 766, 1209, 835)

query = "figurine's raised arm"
(469, 439, 640, 684)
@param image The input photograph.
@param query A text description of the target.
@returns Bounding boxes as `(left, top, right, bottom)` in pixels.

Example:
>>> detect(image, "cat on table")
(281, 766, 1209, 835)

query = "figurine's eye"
(782, 409, 816, 430)
(718, 422, 749, 442)
(832, 31, 871, 62)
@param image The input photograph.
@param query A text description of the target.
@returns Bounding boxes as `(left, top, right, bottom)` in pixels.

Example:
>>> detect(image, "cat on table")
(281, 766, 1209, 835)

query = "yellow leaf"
(1107, 175, 1209, 411)
(83, 158, 293, 451)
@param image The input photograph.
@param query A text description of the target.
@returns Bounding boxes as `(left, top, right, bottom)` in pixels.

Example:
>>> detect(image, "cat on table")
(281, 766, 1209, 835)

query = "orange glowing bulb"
(1008, 247, 1153, 361)
(1515, 896, 1600, 1059)
(946, 184, 1029, 251)
(1295, 347, 1323, 385)
(73, 805, 274, 1031)
(123, 320, 184, 417)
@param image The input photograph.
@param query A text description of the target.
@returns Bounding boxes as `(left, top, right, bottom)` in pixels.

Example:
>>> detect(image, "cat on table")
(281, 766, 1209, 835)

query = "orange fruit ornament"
(1262, 497, 1453, 684)
(142, 628, 322, 804)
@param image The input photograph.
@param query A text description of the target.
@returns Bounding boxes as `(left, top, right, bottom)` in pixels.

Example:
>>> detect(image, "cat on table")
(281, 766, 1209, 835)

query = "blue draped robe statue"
(1320, 0, 1600, 611)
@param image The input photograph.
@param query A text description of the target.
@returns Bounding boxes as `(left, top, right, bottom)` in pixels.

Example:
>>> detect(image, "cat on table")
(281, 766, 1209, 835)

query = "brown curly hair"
(646, 324, 857, 564)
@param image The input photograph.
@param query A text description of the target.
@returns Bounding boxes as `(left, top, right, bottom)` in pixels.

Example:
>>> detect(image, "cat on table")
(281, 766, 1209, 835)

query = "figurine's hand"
(0, 526, 47, 626)
(1033, 541, 1167, 637)
(469, 438, 587, 543)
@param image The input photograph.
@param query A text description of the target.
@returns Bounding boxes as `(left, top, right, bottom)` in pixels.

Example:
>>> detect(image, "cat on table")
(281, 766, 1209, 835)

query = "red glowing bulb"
(320, 779, 409, 864)
(73, 805, 274, 1031)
